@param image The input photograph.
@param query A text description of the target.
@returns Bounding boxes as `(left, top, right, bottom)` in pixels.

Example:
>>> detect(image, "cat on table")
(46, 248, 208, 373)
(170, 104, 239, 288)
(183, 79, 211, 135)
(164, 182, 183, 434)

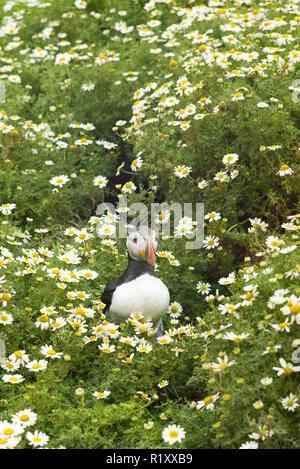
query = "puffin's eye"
(133, 236, 138, 244)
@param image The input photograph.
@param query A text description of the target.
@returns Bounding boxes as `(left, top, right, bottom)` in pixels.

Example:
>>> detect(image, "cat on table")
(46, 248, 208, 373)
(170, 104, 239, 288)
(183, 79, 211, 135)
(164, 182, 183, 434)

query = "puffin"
(101, 227, 170, 339)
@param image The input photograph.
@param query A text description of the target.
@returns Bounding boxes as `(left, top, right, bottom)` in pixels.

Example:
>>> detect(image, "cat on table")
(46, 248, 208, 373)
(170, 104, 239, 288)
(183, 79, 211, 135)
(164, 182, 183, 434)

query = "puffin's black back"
(101, 254, 157, 313)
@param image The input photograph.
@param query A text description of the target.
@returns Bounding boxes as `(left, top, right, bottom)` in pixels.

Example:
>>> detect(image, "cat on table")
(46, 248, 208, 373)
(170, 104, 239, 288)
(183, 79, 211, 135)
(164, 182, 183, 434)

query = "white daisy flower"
(12, 409, 37, 428)
(162, 424, 186, 445)
(281, 393, 299, 412)
(26, 430, 49, 447)
(196, 393, 219, 411)
(49, 175, 70, 188)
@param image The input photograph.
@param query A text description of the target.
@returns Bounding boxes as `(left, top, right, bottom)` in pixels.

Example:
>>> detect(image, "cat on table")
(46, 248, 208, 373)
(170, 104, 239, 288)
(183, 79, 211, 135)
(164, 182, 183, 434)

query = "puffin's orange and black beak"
(144, 237, 155, 267)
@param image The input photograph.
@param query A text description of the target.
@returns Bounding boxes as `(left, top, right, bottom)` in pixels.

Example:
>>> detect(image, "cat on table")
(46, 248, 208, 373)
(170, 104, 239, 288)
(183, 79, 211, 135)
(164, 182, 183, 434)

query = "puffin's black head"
(126, 227, 158, 267)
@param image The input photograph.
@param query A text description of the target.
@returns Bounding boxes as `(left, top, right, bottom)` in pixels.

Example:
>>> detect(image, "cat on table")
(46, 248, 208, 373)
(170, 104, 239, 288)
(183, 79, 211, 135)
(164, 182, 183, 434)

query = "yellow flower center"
(39, 314, 49, 323)
(270, 240, 279, 247)
(1, 293, 11, 301)
(290, 305, 300, 315)
(20, 415, 29, 422)
(283, 366, 293, 376)
(279, 322, 288, 329)
(218, 363, 228, 370)
(203, 396, 214, 406)
(233, 337, 243, 343)
(3, 428, 14, 435)
(14, 351, 23, 359)
(169, 431, 179, 438)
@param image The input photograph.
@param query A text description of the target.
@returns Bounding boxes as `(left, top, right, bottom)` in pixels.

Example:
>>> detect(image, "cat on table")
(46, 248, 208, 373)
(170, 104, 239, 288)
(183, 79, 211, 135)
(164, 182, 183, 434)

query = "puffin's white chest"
(109, 274, 170, 325)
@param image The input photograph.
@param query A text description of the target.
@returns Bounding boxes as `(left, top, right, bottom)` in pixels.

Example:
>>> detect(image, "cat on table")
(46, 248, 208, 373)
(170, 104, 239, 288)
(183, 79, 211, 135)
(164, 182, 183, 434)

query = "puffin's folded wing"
(101, 260, 158, 314)
(101, 277, 124, 313)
